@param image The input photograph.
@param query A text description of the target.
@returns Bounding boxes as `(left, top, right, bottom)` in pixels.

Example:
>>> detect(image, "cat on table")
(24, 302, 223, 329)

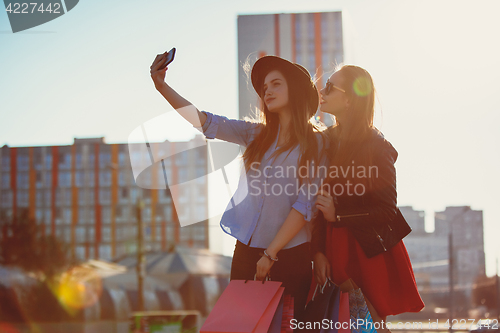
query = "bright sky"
(1, 0, 499, 275)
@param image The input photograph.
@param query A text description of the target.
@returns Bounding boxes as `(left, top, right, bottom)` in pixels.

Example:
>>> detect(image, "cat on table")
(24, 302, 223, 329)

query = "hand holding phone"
(159, 47, 176, 69)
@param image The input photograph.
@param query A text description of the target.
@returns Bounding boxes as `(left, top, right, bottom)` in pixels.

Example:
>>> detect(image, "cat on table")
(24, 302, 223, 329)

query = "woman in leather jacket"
(312, 65, 424, 324)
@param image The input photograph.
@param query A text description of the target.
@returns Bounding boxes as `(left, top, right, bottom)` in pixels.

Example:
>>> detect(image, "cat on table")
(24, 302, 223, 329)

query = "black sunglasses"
(324, 81, 346, 95)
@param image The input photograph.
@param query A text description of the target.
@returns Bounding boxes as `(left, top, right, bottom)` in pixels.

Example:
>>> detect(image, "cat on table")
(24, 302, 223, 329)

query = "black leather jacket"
(311, 127, 411, 258)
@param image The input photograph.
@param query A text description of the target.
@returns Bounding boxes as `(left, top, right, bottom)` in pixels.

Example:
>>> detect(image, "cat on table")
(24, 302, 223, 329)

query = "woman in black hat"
(150, 53, 326, 318)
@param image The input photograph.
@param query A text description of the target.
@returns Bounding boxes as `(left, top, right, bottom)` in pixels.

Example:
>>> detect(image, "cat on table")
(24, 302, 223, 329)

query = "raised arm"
(150, 52, 207, 128)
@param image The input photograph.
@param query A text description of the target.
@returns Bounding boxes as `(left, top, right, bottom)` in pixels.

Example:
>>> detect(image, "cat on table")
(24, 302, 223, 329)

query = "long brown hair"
(243, 62, 324, 181)
(327, 65, 377, 188)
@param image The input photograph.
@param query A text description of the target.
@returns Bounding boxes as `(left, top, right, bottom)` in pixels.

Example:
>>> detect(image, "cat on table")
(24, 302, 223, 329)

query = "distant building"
(237, 12, 344, 125)
(401, 206, 486, 315)
(435, 206, 486, 294)
(0, 136, 209, 261)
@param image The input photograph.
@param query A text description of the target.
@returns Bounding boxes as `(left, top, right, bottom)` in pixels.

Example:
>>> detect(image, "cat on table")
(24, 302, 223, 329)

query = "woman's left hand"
(256, 255, 274, 281)
(315, 188, 337, 222)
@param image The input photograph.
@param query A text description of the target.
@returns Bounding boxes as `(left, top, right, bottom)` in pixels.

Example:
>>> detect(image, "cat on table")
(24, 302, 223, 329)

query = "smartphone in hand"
(159, 47, 176, 69)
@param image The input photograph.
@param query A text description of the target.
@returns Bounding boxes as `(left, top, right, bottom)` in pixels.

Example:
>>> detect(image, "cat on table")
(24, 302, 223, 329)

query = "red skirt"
(326, 225, 424, 318)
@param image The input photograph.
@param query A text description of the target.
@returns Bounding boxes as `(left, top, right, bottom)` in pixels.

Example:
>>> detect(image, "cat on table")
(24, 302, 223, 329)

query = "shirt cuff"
(201, 111, 219, 140)
(292, 201, 313, 222)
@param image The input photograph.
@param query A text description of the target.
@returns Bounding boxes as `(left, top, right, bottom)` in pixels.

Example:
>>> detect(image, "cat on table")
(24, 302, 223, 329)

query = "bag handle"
(244, 274, 271, 284)
(311, 277, 333, 301)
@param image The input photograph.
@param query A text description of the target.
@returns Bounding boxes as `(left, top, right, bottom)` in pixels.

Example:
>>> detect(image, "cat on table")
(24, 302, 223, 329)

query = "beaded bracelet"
(263, 250, 278, 262)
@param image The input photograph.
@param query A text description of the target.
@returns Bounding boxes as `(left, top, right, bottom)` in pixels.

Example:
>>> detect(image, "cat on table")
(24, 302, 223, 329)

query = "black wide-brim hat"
(251, 55, 319, 117)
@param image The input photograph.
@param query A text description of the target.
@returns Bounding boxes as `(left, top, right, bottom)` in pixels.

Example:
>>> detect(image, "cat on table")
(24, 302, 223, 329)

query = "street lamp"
(136, 197, 145, 312)
(108, 162, 145, 311)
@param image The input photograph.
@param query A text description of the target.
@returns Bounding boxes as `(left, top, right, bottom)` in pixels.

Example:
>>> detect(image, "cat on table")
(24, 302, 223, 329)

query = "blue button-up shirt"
(202, 111, 327, 249)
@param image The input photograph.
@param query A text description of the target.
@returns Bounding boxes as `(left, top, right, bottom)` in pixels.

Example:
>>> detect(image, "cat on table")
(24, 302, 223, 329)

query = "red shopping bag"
(201, 280, 284, 333)
(280, 294, 294, 333)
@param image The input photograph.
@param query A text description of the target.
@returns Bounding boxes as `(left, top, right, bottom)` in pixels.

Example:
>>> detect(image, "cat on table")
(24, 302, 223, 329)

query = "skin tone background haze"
(0, 0, 499, 275)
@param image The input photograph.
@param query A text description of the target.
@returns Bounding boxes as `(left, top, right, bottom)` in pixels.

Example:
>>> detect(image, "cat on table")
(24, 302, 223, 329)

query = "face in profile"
(262, 70, 289, 113)
(320, 71, 349, 119)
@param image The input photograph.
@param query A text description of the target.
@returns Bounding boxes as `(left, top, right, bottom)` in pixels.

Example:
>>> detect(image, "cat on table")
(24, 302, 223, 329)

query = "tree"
(0, 210, 76, 280)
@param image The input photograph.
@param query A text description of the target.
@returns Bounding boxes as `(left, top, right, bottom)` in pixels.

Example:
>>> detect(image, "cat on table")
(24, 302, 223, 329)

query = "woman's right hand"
(150, 53, 168, 87)
(313, 252, 331, 287)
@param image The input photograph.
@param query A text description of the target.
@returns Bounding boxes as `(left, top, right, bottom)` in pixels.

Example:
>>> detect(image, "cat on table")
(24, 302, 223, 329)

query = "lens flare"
(55, 266, 103, 310)
(353, 77, 372, 97)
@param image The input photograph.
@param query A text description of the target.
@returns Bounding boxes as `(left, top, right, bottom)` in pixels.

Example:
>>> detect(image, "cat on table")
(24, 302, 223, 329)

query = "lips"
(265, 97, 275, 104)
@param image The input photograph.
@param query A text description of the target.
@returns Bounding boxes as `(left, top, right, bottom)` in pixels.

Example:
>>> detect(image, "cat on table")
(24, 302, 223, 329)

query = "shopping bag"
(349, 288, 377, 333)
(298, 279, 340, 333)
(318, 285, 340, 333)
(338, 292, 350, 333)
(280, 294, 294, 333)
(200, 280, 284, 333)
(269, 292, 284, 333)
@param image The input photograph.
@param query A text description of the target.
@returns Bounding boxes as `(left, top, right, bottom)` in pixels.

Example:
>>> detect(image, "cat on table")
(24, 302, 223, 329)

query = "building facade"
(0, 136, 209, 261)
(401, 205, 486, 315)
(237, 12, 344, 125)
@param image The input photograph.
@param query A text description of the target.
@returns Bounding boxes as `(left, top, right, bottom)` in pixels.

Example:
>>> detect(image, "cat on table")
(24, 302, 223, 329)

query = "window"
(118, 151, 127, 166)
(59, 153, 71, 169)
(196, 167, 206, 184)
(156, 225, 162, 241)
(1, 173, 10, 189)
(99, 152, 111, 169)
(17, 191, 29, 207)
(118, 171, 128, 186)
(75, 153, 83, 169)
(178, 169, 187, 183)
(100, 245, 111, 260)
(36, 209, 43, 224)
(88, 246, 94, 259)
(102, 207, 111, 224)
(17, 172, 29, 189)
(99, 189, 111, 205)
(87, 153, 95, 169)
(85, 171, 95, 187)
(78, 209, 87, 224)
(44, 189, 51, 203)
(164, 206, 172, 221)
(1, 191, 13, 207)
(144, 207, 151, 219)
(17, 155, 29, 171)
(55, 208, 62, 225)
(63, 208, 72, 224)
(89, 191, 95, 205)
(45, 154, 52, 169)
(36, 171, 43, 188)
(44, 172, 52, 188)
(102, 227, 111, 242)
(1, 155, 10, 171)
(99, 171, 111, 186)
(76, 246, 85, 260)
(74, 171, 84, 187)
(79, 189, 86, 206)
(58, 172, 71, 188)
(175, 151, 187, 166)
(76, 227, 86, 243)
(36, 190, 44, 207)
